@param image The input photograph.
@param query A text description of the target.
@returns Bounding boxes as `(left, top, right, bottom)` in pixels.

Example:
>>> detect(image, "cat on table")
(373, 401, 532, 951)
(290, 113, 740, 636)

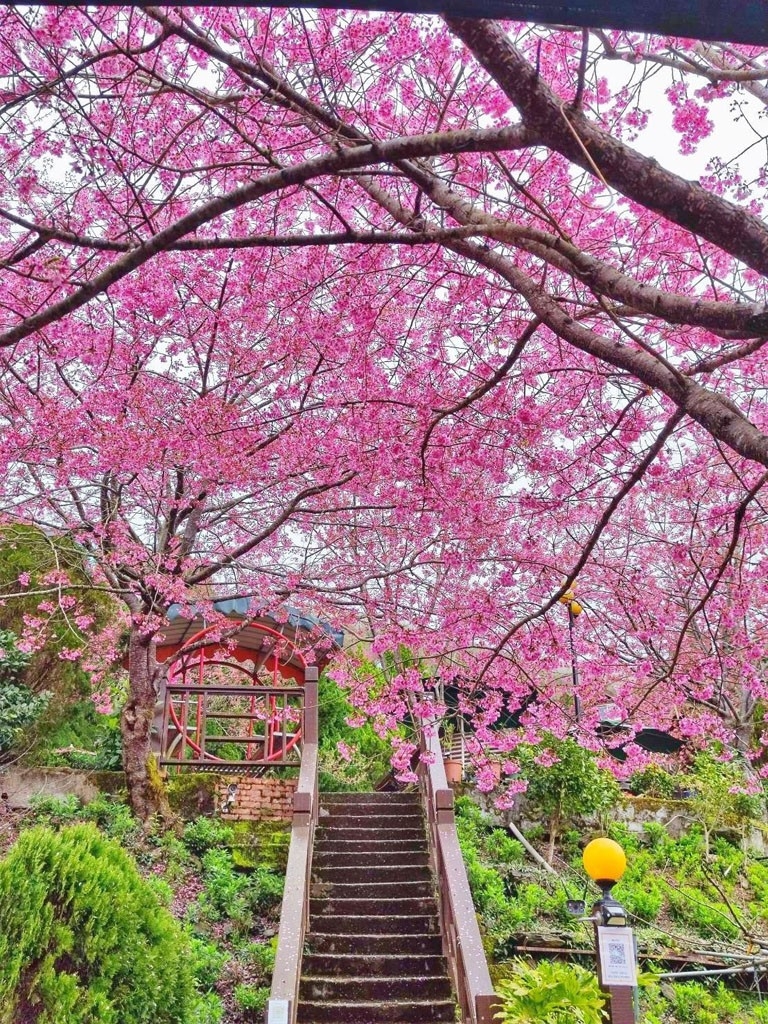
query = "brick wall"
(216, 775, 298, 821)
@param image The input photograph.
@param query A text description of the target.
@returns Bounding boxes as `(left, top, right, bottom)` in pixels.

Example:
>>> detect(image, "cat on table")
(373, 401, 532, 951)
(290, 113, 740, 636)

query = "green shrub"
(195, 849, 252, 924)
(234, 984, 270, 1015)
(182, 817, 234, 857)
(518, 735, 620, 862)
(145, 875, 174, 907)
(613, 851, 664, 923)
(686, 752, 762, 856)
(606, 821, 641, 855)
(0, 823, 194, 1024)
(189, 993, 224, 1024)
(0, 682, 50, 752)
(241, 938, 277, 981)
(643, 821, 674, 856)
(317, 671, 401, 790)
(189, 937, 228, 991)
(667, 884, 740, 940)
(484, 828, 525, 865)
(191, 849, 283, 933)
(251, 867, 285, 914)
(619, 881, 663, 923)
(29, 793, 82, 825)
(80, 795, 137, 844)
(643, 979, 768, 1024)
(670, 981, 741, 1024)
(93, 715, 124, 770)
(628, 764, 679, 799)
(0, 627, 31, 681)
(495, 958, 606, 1024)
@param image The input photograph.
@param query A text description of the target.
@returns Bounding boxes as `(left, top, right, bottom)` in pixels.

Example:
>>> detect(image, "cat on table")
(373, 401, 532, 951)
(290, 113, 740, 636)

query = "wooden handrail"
(266, 667, 319, 1024)
(418, 719, 499, 1024)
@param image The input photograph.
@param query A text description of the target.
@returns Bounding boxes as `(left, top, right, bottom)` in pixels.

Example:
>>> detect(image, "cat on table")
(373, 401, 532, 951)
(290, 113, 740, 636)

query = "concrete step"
(307, 932, 444, 955)
(313, 850, 429, 868)
(312, 864, 432, 885)
(320, 792, 420, 805)
(311, 879, 434, 899)
(314, 838, 428, 854)
(300, 974, 453, 1002)
(314, 826, 425, 842)
(321, 800, 422, 814)
(319, 813, 423, 829)
(301, 953, 448, 978)
(297, 998, 456, 1022)
(310, 914, 439, 935)
(310, 896, 436, 917)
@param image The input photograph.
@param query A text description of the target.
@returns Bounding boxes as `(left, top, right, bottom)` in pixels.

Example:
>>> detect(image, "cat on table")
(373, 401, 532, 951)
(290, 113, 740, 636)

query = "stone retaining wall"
(0, 766, 298, 823)
(0, 767, 124, 808)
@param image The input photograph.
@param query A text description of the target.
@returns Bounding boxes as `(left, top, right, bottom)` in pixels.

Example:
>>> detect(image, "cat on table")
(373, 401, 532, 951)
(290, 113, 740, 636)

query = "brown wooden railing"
(266, 666, 319, 1024)
(417, 720, 499, 1024)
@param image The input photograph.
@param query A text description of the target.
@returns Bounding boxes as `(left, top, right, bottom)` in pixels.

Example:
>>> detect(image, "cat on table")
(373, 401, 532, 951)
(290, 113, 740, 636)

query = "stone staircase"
(298, 791, 456, 1023)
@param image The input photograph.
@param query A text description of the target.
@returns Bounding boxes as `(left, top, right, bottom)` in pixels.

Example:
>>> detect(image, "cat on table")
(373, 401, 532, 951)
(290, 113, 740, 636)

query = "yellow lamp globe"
(583, 837, 627, 885)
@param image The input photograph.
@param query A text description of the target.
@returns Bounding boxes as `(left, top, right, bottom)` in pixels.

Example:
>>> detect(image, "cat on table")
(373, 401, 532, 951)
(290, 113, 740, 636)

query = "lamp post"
(559, 584, 582, 722)
(583, 837, 637, 1024)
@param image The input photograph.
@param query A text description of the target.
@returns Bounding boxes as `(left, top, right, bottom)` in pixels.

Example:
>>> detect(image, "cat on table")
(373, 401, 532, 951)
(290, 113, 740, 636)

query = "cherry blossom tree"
(2, 8, 768, 814)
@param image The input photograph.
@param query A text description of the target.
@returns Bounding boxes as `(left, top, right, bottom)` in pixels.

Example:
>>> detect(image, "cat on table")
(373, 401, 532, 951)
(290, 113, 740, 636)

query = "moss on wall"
(166, 773, 221, 818)
(230, 820, 290, 871)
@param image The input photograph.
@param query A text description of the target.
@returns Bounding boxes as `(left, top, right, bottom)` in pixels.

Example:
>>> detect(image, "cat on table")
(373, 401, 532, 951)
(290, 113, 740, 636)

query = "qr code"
(607, 941, 627, 967)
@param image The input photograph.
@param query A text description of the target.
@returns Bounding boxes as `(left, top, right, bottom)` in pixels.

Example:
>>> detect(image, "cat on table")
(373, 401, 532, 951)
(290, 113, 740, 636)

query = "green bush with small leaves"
(0, 823, 194, 1024)
(194, 848, 253, 925)
(0, 683, 50, 752)
(642, 979, 756, 1024)
(628, 764, 680, 799)
(182, 817, 234, 857)
(189, 937, 228, 991)
(241, 938, 277, 981)
(189, 993, 224, 1024)
(613, 850, 664, 924)
(234, 984, 271, 1015)
(80, 795, 138, 844)
(190, 847, 284, 936)
(667, 884, 740, 940)
(251, 867, 285, 914)
(29, 793, 83, 825)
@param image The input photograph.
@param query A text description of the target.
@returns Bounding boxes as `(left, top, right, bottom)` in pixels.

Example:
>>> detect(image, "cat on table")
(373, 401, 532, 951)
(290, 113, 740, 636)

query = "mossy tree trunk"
(122, 628, 173, 823)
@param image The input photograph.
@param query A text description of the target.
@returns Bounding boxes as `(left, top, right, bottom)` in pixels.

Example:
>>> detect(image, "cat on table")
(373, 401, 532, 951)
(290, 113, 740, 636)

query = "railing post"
(304, 666, 319, 745)
(435, 787, 455, 824)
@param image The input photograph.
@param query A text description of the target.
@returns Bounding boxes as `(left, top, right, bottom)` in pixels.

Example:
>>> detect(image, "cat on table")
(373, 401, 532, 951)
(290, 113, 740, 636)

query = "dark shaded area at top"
(190, 0, 768, 45)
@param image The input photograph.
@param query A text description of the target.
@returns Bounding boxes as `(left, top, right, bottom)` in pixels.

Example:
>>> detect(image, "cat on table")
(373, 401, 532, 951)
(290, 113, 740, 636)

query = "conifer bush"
(0, 823, 194, 1024)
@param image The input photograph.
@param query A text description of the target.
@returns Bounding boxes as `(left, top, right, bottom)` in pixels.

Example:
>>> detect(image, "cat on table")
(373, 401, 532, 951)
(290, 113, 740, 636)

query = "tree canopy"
(1, 8, 768, 806)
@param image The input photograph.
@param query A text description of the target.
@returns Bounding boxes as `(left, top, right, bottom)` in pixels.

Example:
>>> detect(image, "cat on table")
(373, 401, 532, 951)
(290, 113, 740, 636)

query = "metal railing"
(417, 719, 499, 1024)
(266, 666, 319, 1024)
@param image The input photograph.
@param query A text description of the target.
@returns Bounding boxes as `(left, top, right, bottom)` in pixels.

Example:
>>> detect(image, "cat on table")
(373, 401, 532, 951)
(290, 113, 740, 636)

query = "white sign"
(267, 999, 290, 1024)
(597, 927, 637, 987)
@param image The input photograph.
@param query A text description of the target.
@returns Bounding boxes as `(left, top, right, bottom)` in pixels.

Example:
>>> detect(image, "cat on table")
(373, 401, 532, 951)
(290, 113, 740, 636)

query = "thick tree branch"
(445, 18, 768, 278)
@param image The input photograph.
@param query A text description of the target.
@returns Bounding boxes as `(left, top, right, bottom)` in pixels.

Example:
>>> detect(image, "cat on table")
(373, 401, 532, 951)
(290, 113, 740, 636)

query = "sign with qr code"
(267, 1000, 289, 1024)
(597, 927, 637, 986)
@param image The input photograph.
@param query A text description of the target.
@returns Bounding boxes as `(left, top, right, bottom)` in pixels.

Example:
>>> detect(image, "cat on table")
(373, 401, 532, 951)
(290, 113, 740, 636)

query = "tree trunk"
(122, 628, 173, 823)
(546, 813, 559, 866)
